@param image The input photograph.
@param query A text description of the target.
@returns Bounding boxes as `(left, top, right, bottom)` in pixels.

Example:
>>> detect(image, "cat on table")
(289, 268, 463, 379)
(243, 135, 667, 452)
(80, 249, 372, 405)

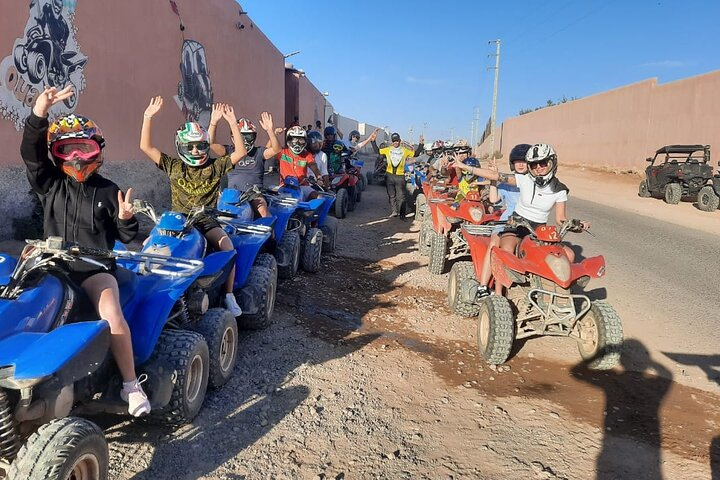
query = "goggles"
(51, 138, 101, 161)
(529, 159, 550, 169)
(333, 144, 344, 152)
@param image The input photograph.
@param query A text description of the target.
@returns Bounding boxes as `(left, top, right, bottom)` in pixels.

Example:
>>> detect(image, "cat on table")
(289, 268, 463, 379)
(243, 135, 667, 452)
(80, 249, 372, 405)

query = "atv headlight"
(331, 176, 342, 186)
(544, 254, 571, 283)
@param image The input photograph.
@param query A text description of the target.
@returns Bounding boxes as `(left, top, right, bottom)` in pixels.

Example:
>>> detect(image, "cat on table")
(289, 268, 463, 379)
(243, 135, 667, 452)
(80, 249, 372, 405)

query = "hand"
(221, 104, 237, 124)
(33, 85, 74, 117)
(144, 96, 163, 118)
(210, 103, 224, 125)
(259, 111, 274, 132)
(581, 220, 591, 230)
(274, 127, 286, 135)
(419, 134, 425, 144)
(488, 158, 498, 172)
(118, 188, 134, 220)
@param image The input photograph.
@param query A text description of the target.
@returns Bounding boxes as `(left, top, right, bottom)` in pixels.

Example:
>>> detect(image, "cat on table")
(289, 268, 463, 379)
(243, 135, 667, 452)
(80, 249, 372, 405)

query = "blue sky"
(240, 0, 720, 143)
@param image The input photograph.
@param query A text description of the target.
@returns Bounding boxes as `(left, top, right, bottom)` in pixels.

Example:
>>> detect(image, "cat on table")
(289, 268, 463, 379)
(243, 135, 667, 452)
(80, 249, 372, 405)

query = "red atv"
(422, 184, 502, 275)
(329, 153, 361, 218)
(451, 218, 622, 370)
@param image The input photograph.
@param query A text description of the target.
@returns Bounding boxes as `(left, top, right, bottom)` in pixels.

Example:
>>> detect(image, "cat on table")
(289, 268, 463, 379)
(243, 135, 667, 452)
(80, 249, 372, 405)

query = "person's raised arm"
(222, 105, 247, 165)
(354, 129, 379, 152)
(208, 103, 227, 156)
(267, 127, 285, 148)
(413, 135, 425, 157)
(450, 160, 516, 185)
(140, 96, 163, 166)
(487, 159, 500, 203)
(259, 112, 281, 160)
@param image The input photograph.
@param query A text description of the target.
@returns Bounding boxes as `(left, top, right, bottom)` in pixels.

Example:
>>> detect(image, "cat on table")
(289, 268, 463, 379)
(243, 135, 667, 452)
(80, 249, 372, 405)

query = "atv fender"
(0, 321, 110, 387)
(297, 198, 324, 212)
(571, 255, 606, 280)
(490, 247, 527, 289)
(0, 253, 17, 285)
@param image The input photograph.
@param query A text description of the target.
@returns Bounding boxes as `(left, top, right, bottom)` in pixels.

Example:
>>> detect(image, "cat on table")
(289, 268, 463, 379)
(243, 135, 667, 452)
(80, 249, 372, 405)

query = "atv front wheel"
(638, 180, 651, 198)
(415, 193, 427, 223)
(477, 296, 515, 365)
(8, 417, 107, 480)
(277, 230, 300, 279)
(147, 330, 209, 425)
(448, 261, 480, 317)
(428, 231, 448, 275)
(334, 188, 349, 218)
(301, 228, 323, 273)
(320, 216, 338, 253)
(192, 308, 238, 388)
(239, 261, 277, 330)
(697, 185, 720, 211)
(347, 187, 357, 212)
(575, 301, 623, 370)
(664, 183, 681, 204)
(418, 217, 433, 256)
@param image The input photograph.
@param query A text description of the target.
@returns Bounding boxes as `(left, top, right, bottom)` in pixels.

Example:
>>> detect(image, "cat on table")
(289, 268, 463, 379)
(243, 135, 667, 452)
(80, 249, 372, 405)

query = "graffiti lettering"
(4, 65, 40, 107)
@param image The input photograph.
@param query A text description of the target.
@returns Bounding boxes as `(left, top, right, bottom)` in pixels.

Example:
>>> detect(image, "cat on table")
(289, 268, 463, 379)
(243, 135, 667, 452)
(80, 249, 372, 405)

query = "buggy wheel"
(476, 296, 515, 365)
(448, 261, 480, 317)
(428, 231, 448, 275)
(638, 180, 651, 198)
(301, 227, 323, 273)
(277, 230, 300, 279)
(191, 308, 238, 388)
(334, 188, 349, 218)
(320, 216, 338, 253)
(575, 301, 623, 370)
(8, 417, 107, 480)
(239, 262, 277, 330)
(147, 330, 209, 426)
(366, 171, 373, 185)
(697, 185, 720, 211)
(664, 183, 681, 204)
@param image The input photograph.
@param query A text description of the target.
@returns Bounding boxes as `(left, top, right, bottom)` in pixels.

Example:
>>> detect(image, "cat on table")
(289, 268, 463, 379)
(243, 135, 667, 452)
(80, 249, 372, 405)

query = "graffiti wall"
(0, 0, 87, 128)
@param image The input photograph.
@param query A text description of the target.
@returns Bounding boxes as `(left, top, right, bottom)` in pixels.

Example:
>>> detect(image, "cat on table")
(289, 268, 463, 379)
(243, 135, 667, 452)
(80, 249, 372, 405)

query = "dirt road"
(100, 165, 718, 479)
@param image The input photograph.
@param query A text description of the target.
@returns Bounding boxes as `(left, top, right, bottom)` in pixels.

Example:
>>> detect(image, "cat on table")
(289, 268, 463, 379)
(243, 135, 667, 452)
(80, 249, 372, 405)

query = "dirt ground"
(83, 163, 718, 479)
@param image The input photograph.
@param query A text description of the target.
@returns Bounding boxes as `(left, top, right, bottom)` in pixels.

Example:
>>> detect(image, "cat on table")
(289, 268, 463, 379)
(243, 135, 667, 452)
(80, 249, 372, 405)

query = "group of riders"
(19, 84, 589, 419)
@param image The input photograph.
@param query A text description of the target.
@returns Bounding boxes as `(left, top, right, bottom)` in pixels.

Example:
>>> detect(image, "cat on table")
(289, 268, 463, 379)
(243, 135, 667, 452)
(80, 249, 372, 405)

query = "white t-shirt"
(308, 151, 328, 178)
(513, 173, 567, 223)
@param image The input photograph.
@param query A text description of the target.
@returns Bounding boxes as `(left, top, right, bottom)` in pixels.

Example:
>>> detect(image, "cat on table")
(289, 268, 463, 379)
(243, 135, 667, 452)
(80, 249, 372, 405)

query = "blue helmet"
(462, 157, 480, 182)
(283, 176, 300, 188)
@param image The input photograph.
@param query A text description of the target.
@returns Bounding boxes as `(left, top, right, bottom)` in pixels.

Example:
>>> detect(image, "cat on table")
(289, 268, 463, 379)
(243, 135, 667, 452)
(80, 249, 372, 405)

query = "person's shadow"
(571, 339, 672, 480)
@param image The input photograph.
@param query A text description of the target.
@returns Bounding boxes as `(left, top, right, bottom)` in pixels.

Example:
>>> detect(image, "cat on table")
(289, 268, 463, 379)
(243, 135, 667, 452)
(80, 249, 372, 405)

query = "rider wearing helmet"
(276, 126, 325, 200)
(322, 125, 338, 156)
(307, 130, 329, 186)
(22, 85, 150, 417)
(208, 112, 282, 218)
(328, 140, 347, 174)
(140, 98, 248, 317)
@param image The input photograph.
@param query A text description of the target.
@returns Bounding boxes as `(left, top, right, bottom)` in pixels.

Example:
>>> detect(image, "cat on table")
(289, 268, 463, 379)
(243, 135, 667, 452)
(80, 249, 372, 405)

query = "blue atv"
(133, 198, 278, 332)
(0, 237, 234, 479)
(406, 159, 430, 217)
(264, 177, 337, 279)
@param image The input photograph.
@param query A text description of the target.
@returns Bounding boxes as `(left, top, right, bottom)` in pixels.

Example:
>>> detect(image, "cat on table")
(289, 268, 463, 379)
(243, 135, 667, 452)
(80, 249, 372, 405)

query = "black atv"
(638, 145, 713, 205)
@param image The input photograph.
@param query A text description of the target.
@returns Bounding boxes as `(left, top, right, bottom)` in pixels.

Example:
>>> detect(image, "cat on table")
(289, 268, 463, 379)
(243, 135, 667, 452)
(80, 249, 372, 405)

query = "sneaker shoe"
(121, 374, 151, 417)
(225, 293, 242, 317)
(388, 211, 399, 218)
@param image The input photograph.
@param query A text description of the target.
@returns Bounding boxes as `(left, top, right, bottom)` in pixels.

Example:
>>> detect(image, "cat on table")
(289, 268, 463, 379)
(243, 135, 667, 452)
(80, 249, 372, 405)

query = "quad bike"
(0, 237, 232, 479)
(134, 198, 277, 332)
(423, 184, 502, 275)
(366, 154, 387, 186)
(406, 160, 429, 215)
(329, 153, 362, 218)
(456, 219, 622, 370)
(264, 177, 336, 279)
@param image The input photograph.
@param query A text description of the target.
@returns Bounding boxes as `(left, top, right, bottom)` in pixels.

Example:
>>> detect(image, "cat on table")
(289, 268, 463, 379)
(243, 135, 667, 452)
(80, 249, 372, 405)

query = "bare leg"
(206, 227, 235, 293)
(496, 233, 521, 295)
(479, 233, 500, 287)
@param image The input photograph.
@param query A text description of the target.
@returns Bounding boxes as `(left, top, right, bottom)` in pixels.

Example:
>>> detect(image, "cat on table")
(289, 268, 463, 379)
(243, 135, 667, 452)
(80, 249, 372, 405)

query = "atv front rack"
(463, 224, 500, 237)
(515, 288, 592, 339)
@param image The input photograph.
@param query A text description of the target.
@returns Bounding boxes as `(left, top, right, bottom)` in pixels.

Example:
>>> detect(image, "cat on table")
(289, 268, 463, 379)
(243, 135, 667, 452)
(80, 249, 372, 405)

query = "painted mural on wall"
(173, 40, 213, 128)
(0, 0, 87, 129)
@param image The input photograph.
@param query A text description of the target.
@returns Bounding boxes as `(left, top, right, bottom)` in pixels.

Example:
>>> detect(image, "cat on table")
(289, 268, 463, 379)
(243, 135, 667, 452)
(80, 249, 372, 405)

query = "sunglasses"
(529, 159, 550, 169)
(187, 141, 210, 152)
(51, 138, 101, 161)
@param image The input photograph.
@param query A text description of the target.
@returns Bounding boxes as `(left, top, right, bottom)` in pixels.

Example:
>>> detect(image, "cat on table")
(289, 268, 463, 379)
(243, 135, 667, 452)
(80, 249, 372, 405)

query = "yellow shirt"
(379, 146, 414, 175)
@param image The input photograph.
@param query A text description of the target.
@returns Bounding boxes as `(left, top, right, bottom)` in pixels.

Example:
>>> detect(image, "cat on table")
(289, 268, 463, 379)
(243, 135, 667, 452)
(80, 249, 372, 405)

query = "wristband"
(143, 114, 152, 119)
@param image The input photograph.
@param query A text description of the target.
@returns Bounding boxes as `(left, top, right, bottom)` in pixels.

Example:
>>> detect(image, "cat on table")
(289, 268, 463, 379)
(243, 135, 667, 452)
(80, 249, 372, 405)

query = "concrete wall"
(477, 70, 720, 171)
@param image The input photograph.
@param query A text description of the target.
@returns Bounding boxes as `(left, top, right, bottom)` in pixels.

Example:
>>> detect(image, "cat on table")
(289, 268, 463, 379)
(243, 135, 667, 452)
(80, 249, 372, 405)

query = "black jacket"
(20, 113, 138, 250)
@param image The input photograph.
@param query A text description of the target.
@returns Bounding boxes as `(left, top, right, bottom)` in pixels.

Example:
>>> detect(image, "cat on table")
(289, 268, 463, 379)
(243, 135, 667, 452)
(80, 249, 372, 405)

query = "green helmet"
(176, 122, 210, 166)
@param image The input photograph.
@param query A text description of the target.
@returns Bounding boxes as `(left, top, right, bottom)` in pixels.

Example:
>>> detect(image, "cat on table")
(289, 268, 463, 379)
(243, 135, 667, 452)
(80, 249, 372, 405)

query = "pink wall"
(478, 71, 720, 171)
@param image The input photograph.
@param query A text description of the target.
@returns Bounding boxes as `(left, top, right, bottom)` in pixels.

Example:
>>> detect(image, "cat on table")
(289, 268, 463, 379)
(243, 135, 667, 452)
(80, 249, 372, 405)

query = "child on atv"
(140, 96, 247, 316)
(276, 126, 326, 200)
(21, 85, 150, 416)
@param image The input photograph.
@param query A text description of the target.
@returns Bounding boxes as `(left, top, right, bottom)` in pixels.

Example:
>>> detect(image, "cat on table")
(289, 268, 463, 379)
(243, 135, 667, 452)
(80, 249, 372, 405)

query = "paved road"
(566, 197, 718, 388)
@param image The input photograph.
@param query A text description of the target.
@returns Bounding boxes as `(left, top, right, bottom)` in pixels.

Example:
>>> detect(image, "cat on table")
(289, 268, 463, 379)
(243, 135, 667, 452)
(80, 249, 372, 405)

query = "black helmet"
(324, 126, 337, 138)
(509, 143, 531, 172)
(349, 130, 361, 142)
(307, 131, 323, 153)
(461, 157, 480, 182)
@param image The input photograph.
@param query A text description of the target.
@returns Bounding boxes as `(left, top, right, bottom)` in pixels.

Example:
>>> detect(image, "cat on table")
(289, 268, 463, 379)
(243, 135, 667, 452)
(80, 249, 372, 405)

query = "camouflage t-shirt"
(158, 153, 234, 213)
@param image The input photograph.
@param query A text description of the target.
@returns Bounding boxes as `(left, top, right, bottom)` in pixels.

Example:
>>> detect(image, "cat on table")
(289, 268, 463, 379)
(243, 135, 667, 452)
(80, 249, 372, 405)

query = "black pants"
(386, 173, 406, 215)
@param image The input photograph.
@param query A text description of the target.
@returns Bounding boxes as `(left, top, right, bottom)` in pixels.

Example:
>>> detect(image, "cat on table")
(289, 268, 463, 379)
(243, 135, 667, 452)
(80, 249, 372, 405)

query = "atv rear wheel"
(320, 217, 338, 253)
(664, 183, 681, 204)
(347, 187, 357, 212)
(638, 180, 651, 198)
(418, 217, 432, 256)
(575, 301, 623, 370)
(358, 174, 366, 191)
(334, 188, 349, 218)
(477, 296, 515, 365)
(301, 228, 323, 273)
(277, 230, 300, 279)
(355, 185, 362, 203)
(366, 171, 373, 185)
(8, 417, 107, 480)
(448, 261, 480, 317)
(147, 330, 209, 426)
(697, 185, 720, 211)
(239, 262, 277, 330)
(192, 308, 238, 388)
(428, 231, 449, 275)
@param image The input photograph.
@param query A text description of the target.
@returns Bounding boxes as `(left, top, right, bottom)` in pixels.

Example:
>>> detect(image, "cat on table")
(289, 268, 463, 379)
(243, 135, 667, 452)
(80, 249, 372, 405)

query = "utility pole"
(471, 106, 480, 153)
(488, 39, 501, 158)
(408, 125, 414, 143)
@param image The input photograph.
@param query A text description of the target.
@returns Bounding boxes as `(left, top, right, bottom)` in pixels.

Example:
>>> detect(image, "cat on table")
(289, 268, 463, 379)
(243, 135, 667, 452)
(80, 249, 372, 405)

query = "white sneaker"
(121, 374, 151, 417)
(225, 293, 242, 316)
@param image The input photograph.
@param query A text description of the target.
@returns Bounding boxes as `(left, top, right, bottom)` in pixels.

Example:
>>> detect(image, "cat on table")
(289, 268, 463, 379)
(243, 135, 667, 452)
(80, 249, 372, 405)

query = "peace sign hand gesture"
(117, 188, 134, 220)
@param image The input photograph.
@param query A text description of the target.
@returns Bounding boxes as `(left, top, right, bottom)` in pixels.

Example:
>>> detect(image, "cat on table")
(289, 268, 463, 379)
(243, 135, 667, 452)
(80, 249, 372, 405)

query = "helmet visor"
(51, 138, 101, 161)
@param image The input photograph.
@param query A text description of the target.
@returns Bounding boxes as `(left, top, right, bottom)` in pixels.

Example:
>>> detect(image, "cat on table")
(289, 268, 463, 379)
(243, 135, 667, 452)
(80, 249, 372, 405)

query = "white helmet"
(525, 143, 558, 187)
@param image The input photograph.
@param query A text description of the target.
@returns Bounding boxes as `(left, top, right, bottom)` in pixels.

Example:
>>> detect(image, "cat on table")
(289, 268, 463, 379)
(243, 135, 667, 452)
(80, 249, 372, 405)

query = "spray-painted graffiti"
(173, 40, 213, 128)
(0, 0, 87, 129)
